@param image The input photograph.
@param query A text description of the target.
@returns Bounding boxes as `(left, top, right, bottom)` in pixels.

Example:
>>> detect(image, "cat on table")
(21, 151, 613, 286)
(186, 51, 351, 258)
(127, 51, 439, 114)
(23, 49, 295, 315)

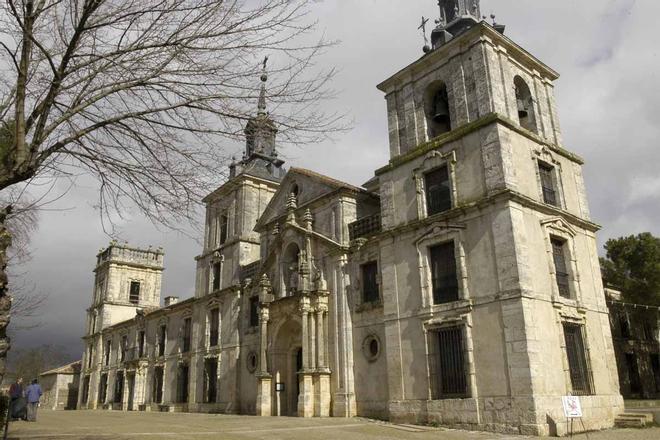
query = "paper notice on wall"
(562, 396, 583, 418)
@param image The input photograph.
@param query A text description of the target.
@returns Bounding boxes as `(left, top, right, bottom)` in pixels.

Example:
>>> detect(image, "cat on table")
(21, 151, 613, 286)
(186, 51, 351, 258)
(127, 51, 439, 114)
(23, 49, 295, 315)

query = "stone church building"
(78, 1, 623, 435)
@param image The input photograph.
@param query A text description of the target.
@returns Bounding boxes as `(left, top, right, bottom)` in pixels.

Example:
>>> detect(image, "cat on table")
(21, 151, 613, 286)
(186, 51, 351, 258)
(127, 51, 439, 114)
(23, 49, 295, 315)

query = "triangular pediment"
(540, 217, 577, 237)
(255, 168, 365, 231)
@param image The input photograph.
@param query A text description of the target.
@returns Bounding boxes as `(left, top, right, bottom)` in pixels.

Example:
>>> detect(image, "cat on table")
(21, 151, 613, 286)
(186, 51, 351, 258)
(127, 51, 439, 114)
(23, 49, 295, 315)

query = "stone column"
(314, 294, 331, 416)
(298, 296, 314, 417)
(256, 305, 272, 416)
(309, 311, 316, 371)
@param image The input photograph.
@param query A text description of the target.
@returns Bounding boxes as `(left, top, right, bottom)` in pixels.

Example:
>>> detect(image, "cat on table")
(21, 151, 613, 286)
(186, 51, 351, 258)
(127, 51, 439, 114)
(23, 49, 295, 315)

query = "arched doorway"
(271, 319, 302, 416)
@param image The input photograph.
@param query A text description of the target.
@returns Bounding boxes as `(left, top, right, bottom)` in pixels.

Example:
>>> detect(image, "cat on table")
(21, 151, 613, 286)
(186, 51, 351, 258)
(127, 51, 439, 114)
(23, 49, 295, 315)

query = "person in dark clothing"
(8, 377, 24, 421)
(25, 379, 42, 422)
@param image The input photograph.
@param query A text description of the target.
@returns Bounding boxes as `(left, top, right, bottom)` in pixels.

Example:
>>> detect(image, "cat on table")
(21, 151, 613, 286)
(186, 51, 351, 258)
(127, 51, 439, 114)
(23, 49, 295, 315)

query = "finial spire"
(418, 16, 431, 53)
(258, 56, 269, 114)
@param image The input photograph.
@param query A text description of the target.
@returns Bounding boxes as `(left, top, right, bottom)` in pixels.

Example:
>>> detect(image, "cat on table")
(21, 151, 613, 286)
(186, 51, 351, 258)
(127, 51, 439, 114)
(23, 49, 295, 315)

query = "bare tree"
(0, 0, 342, 383)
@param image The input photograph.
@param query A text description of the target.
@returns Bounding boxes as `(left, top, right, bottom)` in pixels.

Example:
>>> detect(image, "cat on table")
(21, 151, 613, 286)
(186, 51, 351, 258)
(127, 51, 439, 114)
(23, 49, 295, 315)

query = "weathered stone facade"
(78, 7, 622, 436)
(606, 289, 660, 399)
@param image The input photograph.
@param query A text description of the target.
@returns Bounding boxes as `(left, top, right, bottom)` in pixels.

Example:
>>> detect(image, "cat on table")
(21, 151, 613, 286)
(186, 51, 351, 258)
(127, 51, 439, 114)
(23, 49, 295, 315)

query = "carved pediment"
(414, 221, 466, 245)
(255, 168, 365, 231)
(541, 217, 577, 237)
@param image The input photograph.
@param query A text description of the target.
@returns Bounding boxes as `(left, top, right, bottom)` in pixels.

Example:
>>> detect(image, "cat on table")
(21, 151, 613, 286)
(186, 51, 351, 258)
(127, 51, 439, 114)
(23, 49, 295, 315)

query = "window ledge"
(355, 300, 383, 313)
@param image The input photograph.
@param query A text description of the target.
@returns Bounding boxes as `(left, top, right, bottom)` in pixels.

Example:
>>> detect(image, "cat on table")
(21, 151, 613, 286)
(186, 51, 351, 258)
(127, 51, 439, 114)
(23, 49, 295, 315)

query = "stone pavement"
(6, 410, 660, 440)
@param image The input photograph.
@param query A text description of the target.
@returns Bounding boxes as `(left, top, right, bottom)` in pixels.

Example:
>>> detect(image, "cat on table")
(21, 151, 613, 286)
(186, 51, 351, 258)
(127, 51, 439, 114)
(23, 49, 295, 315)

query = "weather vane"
(262, 55, 269, 71)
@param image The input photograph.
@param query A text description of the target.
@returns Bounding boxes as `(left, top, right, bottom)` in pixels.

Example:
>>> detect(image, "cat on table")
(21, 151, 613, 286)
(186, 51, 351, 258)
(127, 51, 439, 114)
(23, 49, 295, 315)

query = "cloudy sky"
(9, 0, 660, 360)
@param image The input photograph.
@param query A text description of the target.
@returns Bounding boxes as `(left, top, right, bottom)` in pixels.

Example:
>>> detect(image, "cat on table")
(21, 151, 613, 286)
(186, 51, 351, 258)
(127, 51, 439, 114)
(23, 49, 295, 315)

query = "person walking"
(8, 377, 23, 421)
(24, 379, 42, 422)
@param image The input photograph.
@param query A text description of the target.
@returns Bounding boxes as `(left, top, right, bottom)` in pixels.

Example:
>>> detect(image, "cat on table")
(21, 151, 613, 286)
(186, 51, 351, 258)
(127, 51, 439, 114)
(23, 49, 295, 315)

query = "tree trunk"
(0, 206, 13, 385)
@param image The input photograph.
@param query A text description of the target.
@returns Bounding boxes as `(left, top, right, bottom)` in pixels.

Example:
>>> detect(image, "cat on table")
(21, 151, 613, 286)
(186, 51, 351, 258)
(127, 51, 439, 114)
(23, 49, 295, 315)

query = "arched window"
(514, 76, 537, 133)
(425, 82, 452, 139)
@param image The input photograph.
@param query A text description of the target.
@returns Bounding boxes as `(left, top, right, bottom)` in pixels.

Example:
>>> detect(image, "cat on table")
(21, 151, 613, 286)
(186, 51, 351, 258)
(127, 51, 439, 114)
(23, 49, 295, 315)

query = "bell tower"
(195, 59, 284, 298)
(373, 1, 622, 434)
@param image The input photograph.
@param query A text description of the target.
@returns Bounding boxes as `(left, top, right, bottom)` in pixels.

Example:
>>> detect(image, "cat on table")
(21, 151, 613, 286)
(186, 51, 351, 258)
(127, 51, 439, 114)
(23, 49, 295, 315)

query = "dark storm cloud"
(11, 1, 660, 357)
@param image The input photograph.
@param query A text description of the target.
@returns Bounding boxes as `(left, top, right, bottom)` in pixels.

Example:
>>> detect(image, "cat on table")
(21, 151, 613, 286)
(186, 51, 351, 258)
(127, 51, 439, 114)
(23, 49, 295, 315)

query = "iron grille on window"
(348, 213, 382, 241)
(182, 318, 192, 353)
(120, 336, 128, 362)
(98, 374, 108, 404)
(82, 376, 90, 404)
(129, 281, 140, 304)
(361, 261, 379, 303)
(114, 371, 124, 403)
(212, 262, 221, 291)
(204, 358, 218, 403)
(430, 241, 459, 304)
(538, 161, 558, 206)
(209, 308, 220, 347)
(249, 296, 259, 327)
(153, 366, 164, 403)
(425, 165, 452, 216)
(563, 323, 594, 396)
(158, 326, 166, 357)
(138, 331, 146, 358)
(551, 238, 571, 298)
(219, 214, 228, 245)
(429, 326, 468, 398)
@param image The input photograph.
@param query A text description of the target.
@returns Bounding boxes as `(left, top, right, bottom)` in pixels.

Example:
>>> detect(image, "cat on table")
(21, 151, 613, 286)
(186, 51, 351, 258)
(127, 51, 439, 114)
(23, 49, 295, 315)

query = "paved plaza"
(5, 410, 660, 440)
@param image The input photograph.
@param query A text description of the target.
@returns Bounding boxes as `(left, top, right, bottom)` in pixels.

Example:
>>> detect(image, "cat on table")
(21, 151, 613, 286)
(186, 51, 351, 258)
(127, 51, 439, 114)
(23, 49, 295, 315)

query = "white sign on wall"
(562, 396, 583, 418)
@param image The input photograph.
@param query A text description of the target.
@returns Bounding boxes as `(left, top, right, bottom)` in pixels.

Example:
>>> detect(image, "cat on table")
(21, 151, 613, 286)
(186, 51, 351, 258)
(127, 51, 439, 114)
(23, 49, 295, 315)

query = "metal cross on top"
(418, 16, 430, 45)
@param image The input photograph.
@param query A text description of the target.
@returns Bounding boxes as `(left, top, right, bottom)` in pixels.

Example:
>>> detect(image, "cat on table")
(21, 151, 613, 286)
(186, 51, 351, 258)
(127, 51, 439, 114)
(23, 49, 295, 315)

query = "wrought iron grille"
(361, 261, 379, 303)
(348, 213, 382, 241)
(425, 165, 452, 216)
(551, 238, 571, 298)
(209, 308, 220, 347)
(429, 326, 468, 398)
(240, 261, 260, 282)
(539, 161, 558, 206)
(430, 241, 459, 304)
(212, 262, 221, 291)
(563, 323, 594, 396)
(182, 318, 192, 353)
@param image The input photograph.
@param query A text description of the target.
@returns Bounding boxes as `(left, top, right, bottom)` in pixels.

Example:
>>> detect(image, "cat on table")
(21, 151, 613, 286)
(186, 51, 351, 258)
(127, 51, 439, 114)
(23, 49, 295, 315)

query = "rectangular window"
(430, 241, 459, 304)
(152, 366, 164, 404)
(209, 308, 220, 347)
(87, 344, 93, 369)
(551, 238, 571, 298)
(249, 296, 259, 328)
(158, 325, 167, 357)
(98, 374, 108, 404)
(619, 315, 631, 339)
(177, 363, 189, 403)
(82, 375, 90, 404)
(643, 321, 655, 341)
(538, 161, 559, 206)
(114, 371, 124, 403)
(182, 318, 192, 353)
(120, 335, 128, 362)
(425, 165, 452, 216)
(129, 281, 140, 304)
(138, 331, 146, 358)
(361, 261, 379, 304)
(104, 340, 111, 366)
(204, 358, 218, 403)
(212, 261, 221, 291)
(429, 326, 467, 398)
(625, 353, 642, 394)
(219, 214, 228, 245)
(650, 353, 660, 393)
(563, 323, 594, 395)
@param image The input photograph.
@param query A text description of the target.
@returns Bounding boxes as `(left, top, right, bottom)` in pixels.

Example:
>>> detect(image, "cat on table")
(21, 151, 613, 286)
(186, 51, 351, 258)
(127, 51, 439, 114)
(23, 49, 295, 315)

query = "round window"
(362, 334, 381, 362)
(247, 351, 258, 373)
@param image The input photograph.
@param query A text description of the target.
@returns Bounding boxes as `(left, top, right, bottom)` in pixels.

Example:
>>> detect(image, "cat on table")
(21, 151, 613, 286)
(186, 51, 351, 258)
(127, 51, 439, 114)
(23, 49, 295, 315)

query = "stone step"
(614, 412, 653, 428)
(621, 412, 654, 422)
